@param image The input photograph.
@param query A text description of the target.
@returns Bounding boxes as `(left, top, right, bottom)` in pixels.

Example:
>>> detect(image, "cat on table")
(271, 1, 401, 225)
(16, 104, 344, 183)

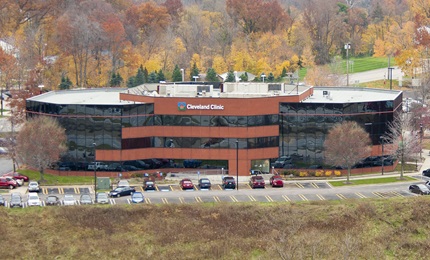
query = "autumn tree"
(383, 113, 422, 178)
(16, 116, 67, 181)
(324, 121, 371, 184)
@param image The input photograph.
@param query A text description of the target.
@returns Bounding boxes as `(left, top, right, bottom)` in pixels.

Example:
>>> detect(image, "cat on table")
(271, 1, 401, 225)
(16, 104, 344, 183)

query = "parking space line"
(155, 186, 159, 191)
(213, 196, 220, 202)
(373, 192, 384, 198)
(311, 183, 319, 188)
(145, 198, 151, 204)
(282, 195, 291, 202)
(179, 197, 185, 203)
(169, 185, 173, 191)
(356, 192, 367, 198)
(265, 195, 274, 202)
(138, 187, 144, 192)
(59, 188, 64, 194)
(43, 188, 47, 195)
(74, 187, 79, 194)
(127, 199, 131, 204)
(110, 199, 116, 205)
(392, 191, 403, 197)
(295, 183, 304, 188)
(217, 185, 222, 190)
(161, 198, 168, 204)
(316, 194, 325, 200)
(247, 184, 252, 189)
(298, 194, 308, 201)
(248, 195, 256, 202)
(195, 197, 203, 203)
(230, 196, 238, 202)
(336, 194, 347, 200)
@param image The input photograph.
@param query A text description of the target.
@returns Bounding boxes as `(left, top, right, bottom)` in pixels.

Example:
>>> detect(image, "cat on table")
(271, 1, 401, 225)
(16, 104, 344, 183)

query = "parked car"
(131, 191, 145, 203)
(117, 179, 130, 187)
(179, 178, 194, 190)
(198, 178, 211, 190)
(96, 192, 109, 204)
(45, 195, 61, 206)
(143, 180, 156, 191)
(423, 168, 430, 177)
(0, 177, 18, 189)
(28, 181, 40, 192)
(10, 193, 23, 208)
(0, 194, 5, 206)
(270, 175, 284, 187)
(222, 176, 236, 190)
(5, 177, 22, 186)
(80, 194, 93, 205)
(273, 156, 293, 168)
(63, 195, 77, 206)
(3, 172, 29, 182)
(249, 175, 265, 189)
(109, 186, 135, 197)
(27, 193, 41, 206)
(409, 184, 430, 195)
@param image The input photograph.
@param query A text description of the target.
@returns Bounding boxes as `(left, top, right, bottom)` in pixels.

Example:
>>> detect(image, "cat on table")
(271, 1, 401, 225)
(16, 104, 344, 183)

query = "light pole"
(236, 140, 239, 191)
(345, 43, 351, 86)
(193, 76, 199, 82)
(380, 136, 384, 175)
(180, 69, 184, 82)
(420, 123, 423, 160)
(93, 142, 97, 203)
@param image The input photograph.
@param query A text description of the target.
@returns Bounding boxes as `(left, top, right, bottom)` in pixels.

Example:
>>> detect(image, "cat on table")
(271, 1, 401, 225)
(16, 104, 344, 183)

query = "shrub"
(334, 170, 342, 176)
(315, 170, 324, 177)
(325, 170, 332, 177)
(299, 171, 308, 177)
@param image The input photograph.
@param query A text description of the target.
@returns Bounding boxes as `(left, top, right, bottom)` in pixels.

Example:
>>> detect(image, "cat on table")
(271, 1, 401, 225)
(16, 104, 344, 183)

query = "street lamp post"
(420, 123, 423, 160)
(180, 69, 184, 82)
(345, 43, 351, 86)
(380, 136, 384, 175)
(236, 140, 239, 191)
(93, 142, 97, 203)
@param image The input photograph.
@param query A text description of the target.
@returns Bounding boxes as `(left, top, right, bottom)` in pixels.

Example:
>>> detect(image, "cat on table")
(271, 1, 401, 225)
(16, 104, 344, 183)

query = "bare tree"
(324, 121, 371, 184)
(383, 113, 421, 178)
(16, 116, 67, 181)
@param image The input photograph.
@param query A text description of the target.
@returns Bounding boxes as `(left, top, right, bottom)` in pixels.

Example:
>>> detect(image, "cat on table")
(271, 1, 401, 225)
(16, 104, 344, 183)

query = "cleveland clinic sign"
(178, 102, 224, 111)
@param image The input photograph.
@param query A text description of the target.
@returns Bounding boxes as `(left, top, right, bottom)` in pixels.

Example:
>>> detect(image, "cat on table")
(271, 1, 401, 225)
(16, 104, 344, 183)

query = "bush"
(334, 170, 342, 176)
(299, 171, 308, 177)
(325, 170, 332, 177)
(315, 170, 324, 177)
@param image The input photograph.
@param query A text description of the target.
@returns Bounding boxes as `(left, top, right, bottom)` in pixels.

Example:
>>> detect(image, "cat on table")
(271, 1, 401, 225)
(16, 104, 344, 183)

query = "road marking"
(74, 187, 79, 194)
(161, 198, 168, 204)
(145, 198, 151, 204)
(392, 191, 403, 197)
(195, 197, 203, 203)
(311, 183, 319, 188)
(248, 195, 256, 202)
(356, 192, 367, 199)
(295, 183, 304, 188)
(230, 196, 238, 202)
(213, 196, 220, 202)
(169, 185, 173, 191)
(59, 188, 64, 194)
(373, 192, 384, 198)
(282, 195, 291, 202)
(138, 187, 144, 192)
(316, 194, 325, 200)
(155, 186, 159, 191)
(110, 199, 116, 205)
(336, 194, 347, 200)
(179, 197, 185, 203)
(43, 188, 47, 195)
(265, 195, 274, 202)
(127, 199, 131, 204)
(298, 194, 308, 201)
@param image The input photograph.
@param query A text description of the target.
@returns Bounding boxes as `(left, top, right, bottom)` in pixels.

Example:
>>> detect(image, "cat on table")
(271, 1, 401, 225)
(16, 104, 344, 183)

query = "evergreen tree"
(135, 65, 145, 85)
(281, 67, 287, 77)
(110, 72, 124, 87)
(109, 72, 117, 87)
(190, 62, 199, 80)
(239, 72, 248, 82)
(143, 67, 149, 83)
(172, 65, 182, 82)
(148, 71, 158, 83)
(206, 67, 219, 82)
(157, 69, 166, 82)
(59, 75, 72, 90)
(268, 72, 275, 82)
(225, 71, 235, 82)
(126, 77, 135, 88)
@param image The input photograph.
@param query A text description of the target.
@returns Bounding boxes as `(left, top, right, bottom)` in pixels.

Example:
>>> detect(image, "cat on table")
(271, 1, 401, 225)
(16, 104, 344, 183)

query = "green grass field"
(18, 169, 95, 185)
(345, 56, 394, 73)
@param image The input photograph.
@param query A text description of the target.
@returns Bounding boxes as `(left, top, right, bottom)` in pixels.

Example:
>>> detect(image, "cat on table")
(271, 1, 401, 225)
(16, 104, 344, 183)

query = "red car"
(270, 175, 284, 187)
(179, 178, 194, 190)
(3, 172, 29, 182)
(0, 177, 18, 189)
(249, 175, 265, 189)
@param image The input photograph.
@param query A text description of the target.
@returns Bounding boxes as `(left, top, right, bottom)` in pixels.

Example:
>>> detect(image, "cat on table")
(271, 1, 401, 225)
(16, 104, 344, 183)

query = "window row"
(280, 101, 396, 114)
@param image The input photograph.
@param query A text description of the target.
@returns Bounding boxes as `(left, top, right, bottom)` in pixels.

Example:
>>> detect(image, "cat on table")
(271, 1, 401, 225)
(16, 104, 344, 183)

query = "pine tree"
(281, 67, 287, 77)
(59, 75, 72, 90)
(158, 70, 166, 82)
(143, 67, 149, 83)
(148, 71, 158, 83)
(109, 72, 117, 87)
(172, 65, 182, 82)
(126, 77, 135, 88)
(268, 72, 275, 82)
(206, 67, 219, 82)
(135, 65, 145, 86)
(190, 62, 199, 80)
(239, 72, 248, 82)
(225, 71, 235, 82)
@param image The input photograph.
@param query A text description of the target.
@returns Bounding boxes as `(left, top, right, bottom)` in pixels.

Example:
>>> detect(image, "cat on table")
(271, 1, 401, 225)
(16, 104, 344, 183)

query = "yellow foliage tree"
(212, 55, 228, 74)
(190, 53, 203, 73)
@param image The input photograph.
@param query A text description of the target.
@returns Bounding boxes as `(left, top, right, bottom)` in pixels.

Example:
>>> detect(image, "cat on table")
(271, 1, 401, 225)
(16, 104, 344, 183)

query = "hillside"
(1, 197, 429, 259)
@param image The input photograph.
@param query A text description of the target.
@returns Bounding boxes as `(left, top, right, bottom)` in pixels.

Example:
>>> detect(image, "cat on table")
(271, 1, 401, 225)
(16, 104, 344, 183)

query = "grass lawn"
(345, 56, 395, 73)
(18, 169, 95, 185)
(329, 176, 416, 187)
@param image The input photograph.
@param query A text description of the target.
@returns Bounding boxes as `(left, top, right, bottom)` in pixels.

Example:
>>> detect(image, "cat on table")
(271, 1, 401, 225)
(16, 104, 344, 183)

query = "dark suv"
(222, 176, 236, 189)
(249, 175, 265, 189)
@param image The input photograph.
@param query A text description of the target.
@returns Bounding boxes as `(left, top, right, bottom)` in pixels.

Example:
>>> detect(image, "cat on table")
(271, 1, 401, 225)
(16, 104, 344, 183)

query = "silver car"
(28, 181, 40, 192)
(63, 195, 76, 206)
(96, 192, 109, 204)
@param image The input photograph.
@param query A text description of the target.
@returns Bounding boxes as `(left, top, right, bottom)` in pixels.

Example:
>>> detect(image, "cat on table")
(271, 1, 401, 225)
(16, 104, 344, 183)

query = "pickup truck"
(88, 162, 108, 170)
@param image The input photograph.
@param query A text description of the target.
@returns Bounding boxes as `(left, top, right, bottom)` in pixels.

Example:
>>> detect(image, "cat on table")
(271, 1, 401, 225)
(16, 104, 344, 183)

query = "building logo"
(178, 102, 224, 111)
(178, 102, 187, 111)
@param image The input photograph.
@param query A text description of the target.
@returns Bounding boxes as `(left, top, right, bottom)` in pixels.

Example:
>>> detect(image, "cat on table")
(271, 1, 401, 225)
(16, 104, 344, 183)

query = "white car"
(28, 181, 40, 192)
(27, 193, 41, 206)
(63, 195, 76, 206)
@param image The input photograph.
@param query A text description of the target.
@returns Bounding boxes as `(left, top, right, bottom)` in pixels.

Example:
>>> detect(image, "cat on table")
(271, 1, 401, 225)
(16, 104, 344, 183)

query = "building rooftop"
(303, 87, 402, 103)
